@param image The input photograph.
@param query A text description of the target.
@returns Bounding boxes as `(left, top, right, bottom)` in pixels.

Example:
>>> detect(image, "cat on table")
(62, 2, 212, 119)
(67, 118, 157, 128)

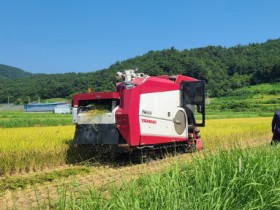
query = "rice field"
(201, 117, 272, 149)
(0, 116, 277, 209)
(0, 117, 272, 176)
(0, 126, 74, 175)
(0, 111, 71, 128)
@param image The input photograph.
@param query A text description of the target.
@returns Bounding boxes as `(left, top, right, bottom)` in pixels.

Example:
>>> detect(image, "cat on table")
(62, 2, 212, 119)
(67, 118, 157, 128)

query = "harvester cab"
(72, 69, 205, 161)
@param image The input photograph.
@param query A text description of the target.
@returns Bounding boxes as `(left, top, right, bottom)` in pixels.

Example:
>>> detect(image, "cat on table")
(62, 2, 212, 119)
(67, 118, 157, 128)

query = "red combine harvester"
(72, 69, 205, 162)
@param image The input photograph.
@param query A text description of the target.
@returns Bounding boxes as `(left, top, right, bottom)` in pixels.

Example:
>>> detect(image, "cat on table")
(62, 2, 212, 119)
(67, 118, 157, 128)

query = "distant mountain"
(0, 64, 32, 79)
(0, 38, 280, 104)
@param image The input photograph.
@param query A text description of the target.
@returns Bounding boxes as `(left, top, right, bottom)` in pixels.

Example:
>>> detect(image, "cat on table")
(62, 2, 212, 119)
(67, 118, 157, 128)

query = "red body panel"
(155, 75, 197, 84)
(175, 75, 197, 83)
(140, 77, 179, 94)
(115, 85, 142, 146)
(115, 76, 182, 146)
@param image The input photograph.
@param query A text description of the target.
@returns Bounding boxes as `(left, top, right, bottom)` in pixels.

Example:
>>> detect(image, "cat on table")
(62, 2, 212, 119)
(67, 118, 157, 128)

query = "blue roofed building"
(24, 102, 70, 113)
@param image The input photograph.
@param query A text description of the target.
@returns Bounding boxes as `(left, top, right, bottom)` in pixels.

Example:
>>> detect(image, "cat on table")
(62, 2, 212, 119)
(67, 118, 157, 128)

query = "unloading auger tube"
(72, 69, 205, 163)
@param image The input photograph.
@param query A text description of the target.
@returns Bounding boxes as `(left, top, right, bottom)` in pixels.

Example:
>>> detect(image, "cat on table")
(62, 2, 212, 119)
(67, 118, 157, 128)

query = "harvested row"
(51, 146, 280, 210)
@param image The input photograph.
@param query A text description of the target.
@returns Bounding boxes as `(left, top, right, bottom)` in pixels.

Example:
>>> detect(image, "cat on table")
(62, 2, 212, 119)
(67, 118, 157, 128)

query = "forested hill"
(0, 38, 280, 104)
(0, 64, 32, 79)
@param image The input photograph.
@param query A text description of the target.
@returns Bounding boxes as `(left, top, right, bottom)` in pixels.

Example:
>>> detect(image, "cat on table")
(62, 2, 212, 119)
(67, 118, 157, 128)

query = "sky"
(0, 0, 280, 74)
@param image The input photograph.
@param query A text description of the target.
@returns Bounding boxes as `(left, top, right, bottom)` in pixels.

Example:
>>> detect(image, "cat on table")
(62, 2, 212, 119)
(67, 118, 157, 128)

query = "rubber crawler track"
(129, 141, 197, 163)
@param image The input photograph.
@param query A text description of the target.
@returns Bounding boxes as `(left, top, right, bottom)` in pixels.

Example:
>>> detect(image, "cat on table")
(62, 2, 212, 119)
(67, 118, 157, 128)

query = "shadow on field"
(65, 143, 130, 167)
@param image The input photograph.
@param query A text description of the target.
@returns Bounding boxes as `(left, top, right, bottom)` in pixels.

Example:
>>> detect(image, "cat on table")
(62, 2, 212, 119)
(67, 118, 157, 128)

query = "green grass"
(52, 145, 280, 209)
(0, 111, 71, 128)
(206, 110, 272, 119)
(40, 98, 70, 103)
(207, 83, 280, 113)
(231, 83, 280, 96)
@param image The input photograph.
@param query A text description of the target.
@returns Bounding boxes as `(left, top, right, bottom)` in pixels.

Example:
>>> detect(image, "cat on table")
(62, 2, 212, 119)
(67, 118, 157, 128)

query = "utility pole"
(8, 96, 10, 105)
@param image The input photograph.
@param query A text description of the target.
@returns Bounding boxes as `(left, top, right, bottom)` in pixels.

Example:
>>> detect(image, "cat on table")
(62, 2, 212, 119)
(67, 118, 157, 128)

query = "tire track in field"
(0, 137, 271, 210)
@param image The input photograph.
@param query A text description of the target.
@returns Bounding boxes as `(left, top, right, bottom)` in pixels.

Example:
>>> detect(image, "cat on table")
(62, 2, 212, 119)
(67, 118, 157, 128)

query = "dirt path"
(0, 137, 270, 210)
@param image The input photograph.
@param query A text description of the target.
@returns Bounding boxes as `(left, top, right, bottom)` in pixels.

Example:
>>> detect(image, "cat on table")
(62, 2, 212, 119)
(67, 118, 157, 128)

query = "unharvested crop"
(200, 117, 271, 149)
(0, 126, 74, 175)
(0, 117, 272, 176)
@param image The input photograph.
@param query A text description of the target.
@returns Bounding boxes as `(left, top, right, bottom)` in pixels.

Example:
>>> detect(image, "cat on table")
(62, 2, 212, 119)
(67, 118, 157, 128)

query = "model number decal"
(142, 110, 152, 115)
(141, 119, 157, 124)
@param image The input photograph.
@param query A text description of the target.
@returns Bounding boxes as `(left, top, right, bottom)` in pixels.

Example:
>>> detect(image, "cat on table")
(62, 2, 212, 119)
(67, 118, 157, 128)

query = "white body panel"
(139, 90, 188, 138)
